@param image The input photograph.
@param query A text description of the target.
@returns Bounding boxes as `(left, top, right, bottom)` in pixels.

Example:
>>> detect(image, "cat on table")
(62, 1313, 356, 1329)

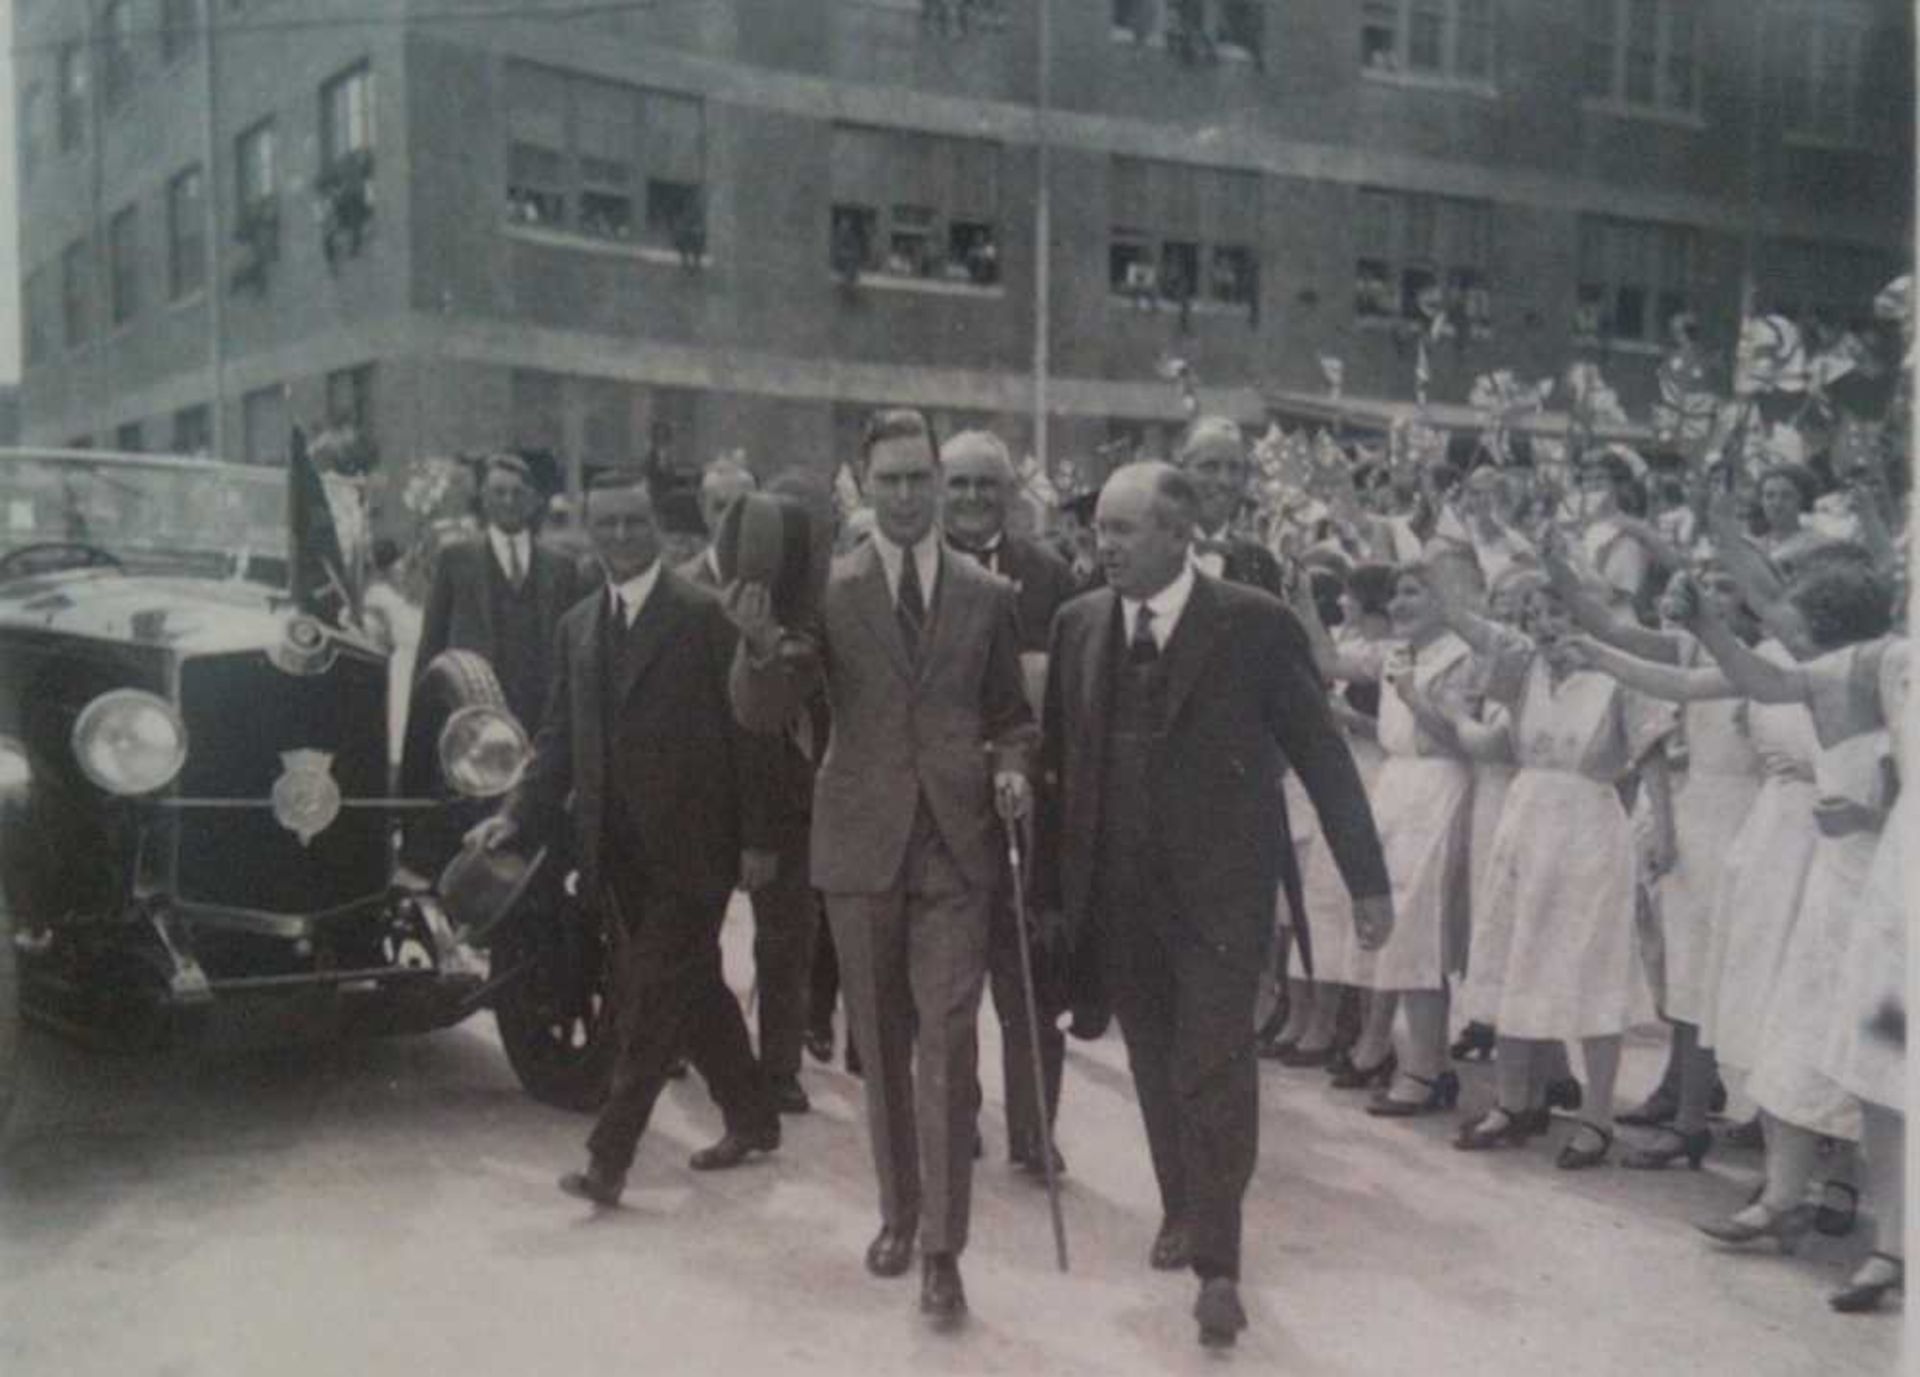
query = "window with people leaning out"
(828, 124, 1001, 288)
(1354, 187, 1492, 338)
(1111, 0, 1264, 65)
(1109, 155, 1260, 319)
(504, 61, 707, 261)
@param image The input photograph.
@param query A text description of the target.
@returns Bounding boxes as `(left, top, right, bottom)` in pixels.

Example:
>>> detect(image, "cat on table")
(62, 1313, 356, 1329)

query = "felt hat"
(714, 489, 818, 626)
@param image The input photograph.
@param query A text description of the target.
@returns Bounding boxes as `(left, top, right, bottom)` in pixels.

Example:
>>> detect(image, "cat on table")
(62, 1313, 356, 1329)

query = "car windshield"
(0, 450, 290, 583)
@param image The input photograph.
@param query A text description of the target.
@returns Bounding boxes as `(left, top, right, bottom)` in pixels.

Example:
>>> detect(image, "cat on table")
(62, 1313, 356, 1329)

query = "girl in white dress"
(1270, 565, 1394, 1065)
(1818, 639, 1907, 1312)
(1675, 560, 1898, 1263)
(1294, 562, 1475, 1115)
(1549, 553, 1765, 1170)
(1444, 578, 1674, 1168)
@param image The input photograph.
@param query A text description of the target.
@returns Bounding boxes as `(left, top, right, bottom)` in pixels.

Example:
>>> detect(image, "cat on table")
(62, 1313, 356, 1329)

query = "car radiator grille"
(175, 649, 390, 914)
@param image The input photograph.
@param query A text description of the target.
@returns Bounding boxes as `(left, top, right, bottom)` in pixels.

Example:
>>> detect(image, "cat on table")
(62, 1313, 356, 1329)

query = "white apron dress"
(1698, 643, 1821, 1076)
(1744, 711, 1886, 1142)
(1820, 642, 1910, 1112)
(1474, 654, 1669, 1040)
(1647, 636, 1763, 1026)
(1282, 632, 1389, 988)
(1348, 633, 1475, 994)
(1458, 693, 1517, 1025)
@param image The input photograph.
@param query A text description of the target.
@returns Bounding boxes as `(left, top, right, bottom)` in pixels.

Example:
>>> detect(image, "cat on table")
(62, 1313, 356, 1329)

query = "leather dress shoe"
(920, 1253, 967, 1324)
(687, 1121, 780, 1171)
(1194, 1277, 1248, 1348)
(558, 1160, 626, 1207)
(769, 1075, 811, 1115)
(866, 1224, 916, 1278)
(1150, 1216, 1192, 1271)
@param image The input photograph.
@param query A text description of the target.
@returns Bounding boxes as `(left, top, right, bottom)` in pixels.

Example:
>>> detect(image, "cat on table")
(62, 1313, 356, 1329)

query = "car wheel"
(399, 649, 516, 874)
(491, 881, 616, 1113)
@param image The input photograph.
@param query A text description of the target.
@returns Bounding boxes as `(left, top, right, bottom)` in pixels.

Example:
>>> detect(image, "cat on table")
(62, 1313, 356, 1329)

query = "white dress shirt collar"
(609, 560, 663, 628)
(488, 527, 532, 583)
(1121, 561, 1196, 650)
(872, 529, 942, 606)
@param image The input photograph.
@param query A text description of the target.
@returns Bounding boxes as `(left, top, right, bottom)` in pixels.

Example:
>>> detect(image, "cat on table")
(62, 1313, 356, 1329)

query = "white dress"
(1745, 708, 1886, 1142)
(1457, 691, 1517, 1025)
(1698, 645, 1821, 1077)
(1348, 634, 1475, 994)
(1475, 655, 1668, 1040)
(1284, 635, 1387, 988)
(1648, 637, 1763, 1026)
(1820, 641, 1910, 1112)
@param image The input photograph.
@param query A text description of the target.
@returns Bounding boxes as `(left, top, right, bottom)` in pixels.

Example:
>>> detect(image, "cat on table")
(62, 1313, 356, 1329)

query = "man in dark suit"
(727, 409, 1035, 1327)
(678, 456, 821, 1115)
(417, 452, 586, 732)
(940, 429, 1079, 1176)
(1177, 416, 1288, 596)
(1036, 462, 1393, 1348)
(469, 470, 782, 1207)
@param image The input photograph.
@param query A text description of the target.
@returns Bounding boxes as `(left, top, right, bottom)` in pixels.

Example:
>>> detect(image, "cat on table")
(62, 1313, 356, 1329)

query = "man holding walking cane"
(725, 409, 1036, 1328)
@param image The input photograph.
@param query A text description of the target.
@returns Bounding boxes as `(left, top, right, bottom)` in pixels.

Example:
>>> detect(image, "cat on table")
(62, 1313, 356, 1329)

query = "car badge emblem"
(269, 614, 337, 676)
(271, 749, 342, 846)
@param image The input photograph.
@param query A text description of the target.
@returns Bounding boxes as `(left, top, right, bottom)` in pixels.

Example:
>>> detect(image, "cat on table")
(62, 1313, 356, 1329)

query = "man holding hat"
(726, 409, 1036, 1327)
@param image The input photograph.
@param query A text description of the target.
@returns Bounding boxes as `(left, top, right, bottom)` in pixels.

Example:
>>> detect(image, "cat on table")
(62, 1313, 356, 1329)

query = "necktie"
(958, 542, 996, 575)
(896, 549, 926, 660)
(1130, 603, 1159, 664)
(505, 537, 525, 589)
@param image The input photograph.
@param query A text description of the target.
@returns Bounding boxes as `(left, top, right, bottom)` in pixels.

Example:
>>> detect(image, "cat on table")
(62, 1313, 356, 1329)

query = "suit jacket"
(1197, 535, 1287, 599)
(953, 534, 1081, 655)
(506, 570, 777, 904)
(1037, 574, 1389, 966)
(731, 539, 1036, 895)
(418, 534, 587, 726)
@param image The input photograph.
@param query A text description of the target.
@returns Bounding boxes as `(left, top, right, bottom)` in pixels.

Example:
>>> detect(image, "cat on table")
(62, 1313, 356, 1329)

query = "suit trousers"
(587, 865, 774, 1175)
(985, 883, 1064, 1156)
(1105, 891, 1263, 1282)
(745, 830, 819, 1080)
(826, 806, 992, 1256)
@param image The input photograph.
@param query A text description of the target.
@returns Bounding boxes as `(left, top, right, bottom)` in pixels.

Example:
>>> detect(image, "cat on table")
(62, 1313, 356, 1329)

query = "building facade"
(12, 0, 1913, 505)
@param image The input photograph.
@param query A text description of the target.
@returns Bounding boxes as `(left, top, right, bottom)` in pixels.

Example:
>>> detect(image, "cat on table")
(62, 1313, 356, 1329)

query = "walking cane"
(1000, 802, 1070, 1273)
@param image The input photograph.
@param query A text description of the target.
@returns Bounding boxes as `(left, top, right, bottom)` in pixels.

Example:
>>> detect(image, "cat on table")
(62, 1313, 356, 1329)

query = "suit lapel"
(473, 540, 498, 649)
(1161, 575, 1224, 730)
(850, 545, 916, 683)
(1078, 590, 1118, 750)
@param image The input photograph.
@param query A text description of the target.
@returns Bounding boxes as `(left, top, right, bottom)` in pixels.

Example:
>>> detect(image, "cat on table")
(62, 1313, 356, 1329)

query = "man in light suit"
(679, 456, 821, 1114)
(727, 409, 1035, 1327)
(940, 429, 1080, 1176)
(1036, 462, 1393, 1348)
(470, 471, 782, 1206)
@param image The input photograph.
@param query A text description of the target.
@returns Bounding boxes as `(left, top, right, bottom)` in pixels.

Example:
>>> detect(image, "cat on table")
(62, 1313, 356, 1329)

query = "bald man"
(1035, 462, 1391, 1348)
(1175, 417, 1289, 597)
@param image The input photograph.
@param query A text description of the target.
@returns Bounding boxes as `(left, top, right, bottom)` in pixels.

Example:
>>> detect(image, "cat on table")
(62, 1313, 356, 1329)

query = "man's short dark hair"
(581, 466, 650, 517)
(862, 408, 938, 464)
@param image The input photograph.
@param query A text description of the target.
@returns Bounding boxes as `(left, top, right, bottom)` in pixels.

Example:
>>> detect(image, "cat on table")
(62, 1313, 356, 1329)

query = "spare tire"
(399, 650, 516, 875)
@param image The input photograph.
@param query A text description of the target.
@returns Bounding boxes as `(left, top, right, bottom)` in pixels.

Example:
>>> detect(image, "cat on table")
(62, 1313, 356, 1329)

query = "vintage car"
(0, 448, 614, 1128)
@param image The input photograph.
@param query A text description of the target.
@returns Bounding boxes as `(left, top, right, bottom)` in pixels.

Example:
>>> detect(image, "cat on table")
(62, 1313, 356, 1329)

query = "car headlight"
(437, 705, 530, 799)
(0, 736, 30, 800)
(71, 689, 188, 796)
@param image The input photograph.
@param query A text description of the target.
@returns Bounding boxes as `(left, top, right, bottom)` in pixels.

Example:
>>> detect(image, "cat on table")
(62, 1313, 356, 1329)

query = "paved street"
(0, 903, 1901, 1377)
